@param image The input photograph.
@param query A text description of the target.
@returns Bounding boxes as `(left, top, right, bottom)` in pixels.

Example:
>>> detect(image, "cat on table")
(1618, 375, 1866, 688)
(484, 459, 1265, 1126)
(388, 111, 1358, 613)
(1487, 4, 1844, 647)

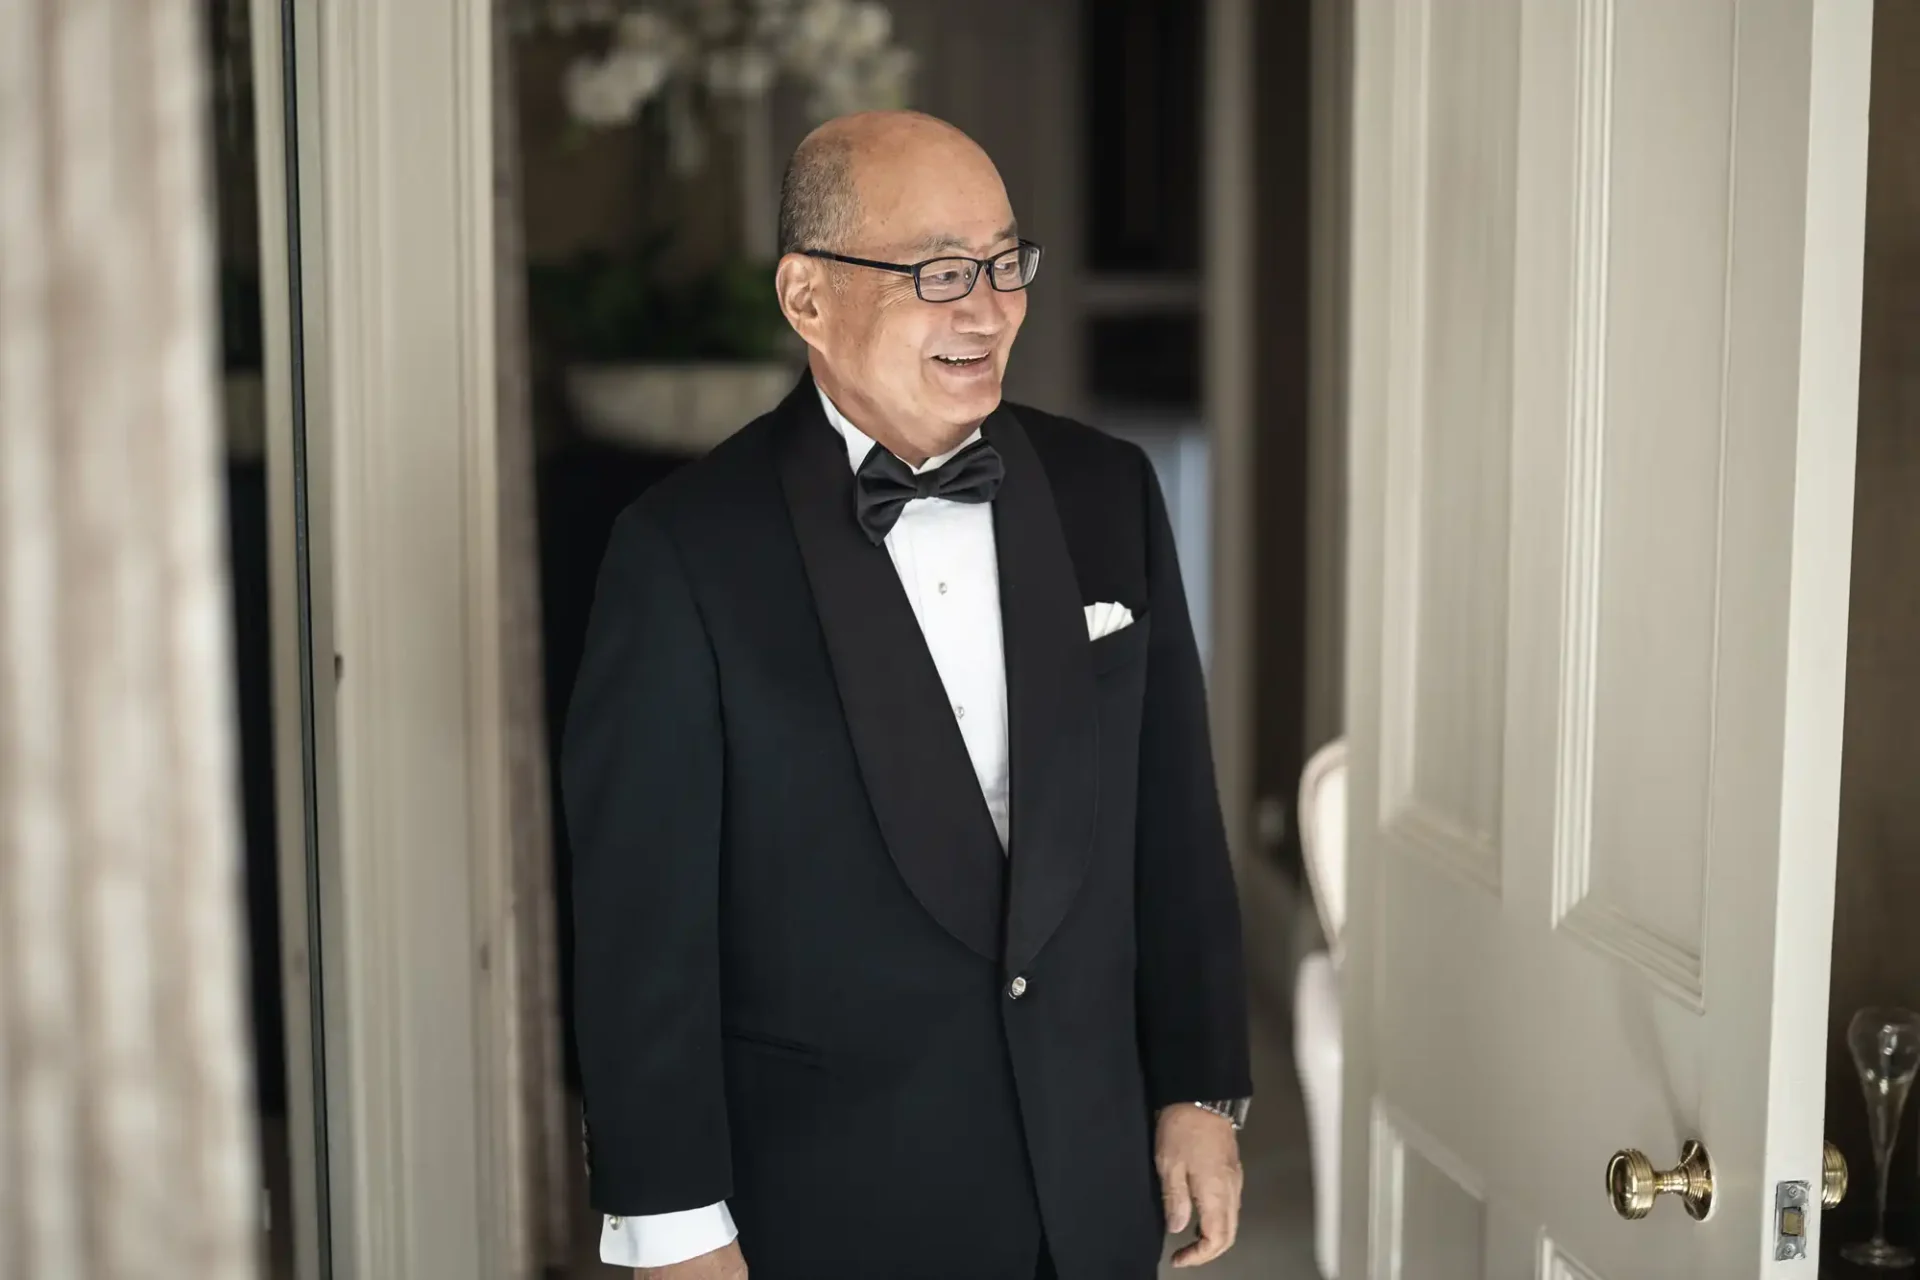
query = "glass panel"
(209, 0, 327, 1274)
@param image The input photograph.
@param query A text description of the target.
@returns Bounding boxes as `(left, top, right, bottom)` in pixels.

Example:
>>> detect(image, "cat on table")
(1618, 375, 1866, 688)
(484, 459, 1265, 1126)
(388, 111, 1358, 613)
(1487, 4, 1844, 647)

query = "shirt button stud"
(938, 582, 949, 594)
(1008, 975, 1029, 999)
(955, 705, 966, 719)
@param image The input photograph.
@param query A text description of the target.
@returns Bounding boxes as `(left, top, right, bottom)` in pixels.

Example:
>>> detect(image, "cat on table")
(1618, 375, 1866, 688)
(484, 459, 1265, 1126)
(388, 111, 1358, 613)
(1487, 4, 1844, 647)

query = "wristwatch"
(1193, 1098, 1251, 1130)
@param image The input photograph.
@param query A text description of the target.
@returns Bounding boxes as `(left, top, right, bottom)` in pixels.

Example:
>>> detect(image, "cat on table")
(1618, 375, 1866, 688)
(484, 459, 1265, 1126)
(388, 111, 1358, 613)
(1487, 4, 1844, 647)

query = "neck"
(811, 361, 974, 467)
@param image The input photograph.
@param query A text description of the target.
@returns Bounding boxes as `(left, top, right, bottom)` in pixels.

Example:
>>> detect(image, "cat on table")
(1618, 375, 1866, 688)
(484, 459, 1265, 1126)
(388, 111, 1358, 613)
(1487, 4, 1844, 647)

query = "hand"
(1156, 1105, 1243, 1268)
(637, 1241, 747, 1280)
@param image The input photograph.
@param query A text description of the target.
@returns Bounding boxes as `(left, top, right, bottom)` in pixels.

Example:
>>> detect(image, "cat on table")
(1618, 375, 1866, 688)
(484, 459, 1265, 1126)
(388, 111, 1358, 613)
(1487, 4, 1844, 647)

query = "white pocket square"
(1084, 601, 1135, 641)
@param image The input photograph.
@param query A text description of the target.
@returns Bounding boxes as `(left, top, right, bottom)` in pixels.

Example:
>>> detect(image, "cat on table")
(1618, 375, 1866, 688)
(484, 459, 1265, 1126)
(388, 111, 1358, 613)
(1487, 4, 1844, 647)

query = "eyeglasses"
(801, 240, 1043, 303)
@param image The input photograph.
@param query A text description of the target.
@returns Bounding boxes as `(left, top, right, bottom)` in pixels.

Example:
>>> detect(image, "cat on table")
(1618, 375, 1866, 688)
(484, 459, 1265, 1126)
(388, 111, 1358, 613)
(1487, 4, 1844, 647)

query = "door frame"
(1205, 0, 1354, 882)
(249, 0, 328, 1274)
(1204, 0, 1259, 863)
(268, 2, 532, 1275)
(264, 0, 1333, 1267)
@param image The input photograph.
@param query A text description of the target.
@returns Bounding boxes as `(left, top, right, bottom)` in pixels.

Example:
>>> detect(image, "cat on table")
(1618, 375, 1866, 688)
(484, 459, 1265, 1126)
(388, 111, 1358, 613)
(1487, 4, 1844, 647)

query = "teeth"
(936, 354, 986, 365)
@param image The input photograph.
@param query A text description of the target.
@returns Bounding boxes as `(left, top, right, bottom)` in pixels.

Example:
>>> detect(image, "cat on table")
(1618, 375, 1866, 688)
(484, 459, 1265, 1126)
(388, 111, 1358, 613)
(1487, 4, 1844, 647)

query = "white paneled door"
(1340, 2, 1872, 1278)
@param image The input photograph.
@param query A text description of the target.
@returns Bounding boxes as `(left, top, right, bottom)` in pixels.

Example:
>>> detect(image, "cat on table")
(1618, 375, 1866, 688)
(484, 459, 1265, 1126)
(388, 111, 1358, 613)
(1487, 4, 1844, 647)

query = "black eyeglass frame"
(800, 239, 1043, 302)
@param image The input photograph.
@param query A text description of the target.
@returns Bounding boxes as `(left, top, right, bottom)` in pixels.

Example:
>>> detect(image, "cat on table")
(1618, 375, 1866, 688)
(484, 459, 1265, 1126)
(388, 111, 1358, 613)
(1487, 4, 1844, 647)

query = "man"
(564, 111, 1251, 1280)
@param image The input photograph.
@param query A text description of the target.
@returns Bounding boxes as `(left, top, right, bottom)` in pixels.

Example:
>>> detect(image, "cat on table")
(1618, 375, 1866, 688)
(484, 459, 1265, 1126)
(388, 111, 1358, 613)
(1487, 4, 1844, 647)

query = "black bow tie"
(854, 439, 1004, 545)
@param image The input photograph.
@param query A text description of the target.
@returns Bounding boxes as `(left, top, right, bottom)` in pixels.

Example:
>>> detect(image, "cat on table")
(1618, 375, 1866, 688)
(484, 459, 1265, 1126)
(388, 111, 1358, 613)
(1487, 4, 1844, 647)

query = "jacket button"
(1008, 975, 1029, 999)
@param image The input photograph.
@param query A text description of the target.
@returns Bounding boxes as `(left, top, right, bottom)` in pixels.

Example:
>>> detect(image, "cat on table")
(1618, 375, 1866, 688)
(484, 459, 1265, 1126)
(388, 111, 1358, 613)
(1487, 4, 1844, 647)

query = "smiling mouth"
(933, 354, 989, 367)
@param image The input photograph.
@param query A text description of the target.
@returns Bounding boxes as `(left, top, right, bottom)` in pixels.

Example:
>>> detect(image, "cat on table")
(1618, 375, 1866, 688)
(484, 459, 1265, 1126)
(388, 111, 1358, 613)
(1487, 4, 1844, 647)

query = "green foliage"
(527, 238, 789, 363)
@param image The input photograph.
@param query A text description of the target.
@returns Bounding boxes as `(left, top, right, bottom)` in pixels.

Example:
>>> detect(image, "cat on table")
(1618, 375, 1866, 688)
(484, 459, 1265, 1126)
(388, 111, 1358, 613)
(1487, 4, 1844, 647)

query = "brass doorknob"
(1607, 1140, 1714, 1221)
(1823, 1141, 1848, 1210)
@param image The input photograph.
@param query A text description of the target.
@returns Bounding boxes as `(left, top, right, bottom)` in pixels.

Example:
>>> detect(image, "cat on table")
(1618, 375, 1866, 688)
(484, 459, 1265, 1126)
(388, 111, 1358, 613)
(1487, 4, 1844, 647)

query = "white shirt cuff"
(599, 1201, 738, 1269)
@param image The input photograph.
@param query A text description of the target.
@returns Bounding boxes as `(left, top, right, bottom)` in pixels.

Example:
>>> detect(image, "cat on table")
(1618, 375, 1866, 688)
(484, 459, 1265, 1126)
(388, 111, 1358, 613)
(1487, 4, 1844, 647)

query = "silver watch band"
(1192, 1098, 1251, 1130)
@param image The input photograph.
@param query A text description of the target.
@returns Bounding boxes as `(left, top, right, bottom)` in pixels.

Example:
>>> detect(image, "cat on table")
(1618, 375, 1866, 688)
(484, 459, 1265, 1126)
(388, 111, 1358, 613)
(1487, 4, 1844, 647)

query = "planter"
(564, 360, 798, 455)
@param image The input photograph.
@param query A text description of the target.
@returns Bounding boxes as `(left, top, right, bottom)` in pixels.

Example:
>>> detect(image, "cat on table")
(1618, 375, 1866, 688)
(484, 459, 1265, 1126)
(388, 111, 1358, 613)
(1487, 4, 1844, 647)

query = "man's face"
(793, 133, 1028, 459)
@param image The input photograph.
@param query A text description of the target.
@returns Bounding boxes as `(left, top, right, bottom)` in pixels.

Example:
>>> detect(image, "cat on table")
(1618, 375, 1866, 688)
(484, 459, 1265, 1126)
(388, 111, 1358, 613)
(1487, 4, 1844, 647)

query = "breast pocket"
(1088, 612, 1151, 678)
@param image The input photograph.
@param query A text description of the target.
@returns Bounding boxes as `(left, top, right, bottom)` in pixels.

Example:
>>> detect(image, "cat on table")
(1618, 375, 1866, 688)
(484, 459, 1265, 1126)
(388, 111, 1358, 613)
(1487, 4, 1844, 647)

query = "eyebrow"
(908, 222, 1020, 257)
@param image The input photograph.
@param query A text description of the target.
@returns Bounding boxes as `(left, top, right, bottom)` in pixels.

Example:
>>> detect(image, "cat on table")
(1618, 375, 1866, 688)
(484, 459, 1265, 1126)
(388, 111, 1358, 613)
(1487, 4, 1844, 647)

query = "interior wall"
(1248, 0, 1312, 883)
(1824, 0, 1920, 1259)
(510, 1, 1084, 417)
(1303, 0, 1350, 762)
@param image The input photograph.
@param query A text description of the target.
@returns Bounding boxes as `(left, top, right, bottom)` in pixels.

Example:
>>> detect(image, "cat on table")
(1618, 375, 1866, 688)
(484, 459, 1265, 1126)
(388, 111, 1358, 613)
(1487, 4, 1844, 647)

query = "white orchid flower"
(841, 2, 892, 57)
(794, 0, 850, 51)
(564, 58, 640, 125)
(614, 8, 688, 58)
(542, 0, 915, 132)
(563, 45, 674, 126)
(705, 46, 778, 98)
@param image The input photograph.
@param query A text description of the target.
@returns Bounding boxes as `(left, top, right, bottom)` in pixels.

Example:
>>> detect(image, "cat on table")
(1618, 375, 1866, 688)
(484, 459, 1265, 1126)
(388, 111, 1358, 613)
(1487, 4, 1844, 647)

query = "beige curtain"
(0, 3, 259, 1280)
(491, 2, 574, 1270)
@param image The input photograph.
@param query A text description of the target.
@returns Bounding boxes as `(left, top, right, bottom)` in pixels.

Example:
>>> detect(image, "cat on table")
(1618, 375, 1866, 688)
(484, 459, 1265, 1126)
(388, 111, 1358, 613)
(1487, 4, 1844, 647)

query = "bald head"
(777, 112, 1000, 256)
(774, 111, 1028, 464)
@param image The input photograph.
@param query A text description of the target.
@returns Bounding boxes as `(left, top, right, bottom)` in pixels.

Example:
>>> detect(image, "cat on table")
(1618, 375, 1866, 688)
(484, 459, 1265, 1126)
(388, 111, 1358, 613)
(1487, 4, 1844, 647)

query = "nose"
(949, 277, 1015, 335)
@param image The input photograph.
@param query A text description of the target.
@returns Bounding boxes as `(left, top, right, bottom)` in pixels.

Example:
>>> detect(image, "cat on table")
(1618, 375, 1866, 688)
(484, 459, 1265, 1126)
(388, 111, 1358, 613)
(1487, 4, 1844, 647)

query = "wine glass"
(1842, 1007, 1920, 1268)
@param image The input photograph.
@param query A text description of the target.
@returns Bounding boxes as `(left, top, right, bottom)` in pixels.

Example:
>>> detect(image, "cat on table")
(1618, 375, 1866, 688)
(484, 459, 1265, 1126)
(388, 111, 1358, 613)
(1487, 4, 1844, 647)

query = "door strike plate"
(1774, 1180, 1812, 1260)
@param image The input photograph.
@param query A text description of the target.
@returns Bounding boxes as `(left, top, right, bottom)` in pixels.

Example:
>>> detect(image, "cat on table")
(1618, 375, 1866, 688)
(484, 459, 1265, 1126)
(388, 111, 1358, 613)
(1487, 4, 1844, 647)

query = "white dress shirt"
(600, 385, 1011, 1268)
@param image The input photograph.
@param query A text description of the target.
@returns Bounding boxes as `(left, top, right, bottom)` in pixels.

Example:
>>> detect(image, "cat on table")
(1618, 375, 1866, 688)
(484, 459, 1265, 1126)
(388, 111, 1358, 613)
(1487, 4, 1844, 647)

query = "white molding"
(1538, 1237, 1607, 1280)
(1561, 899, 1705, 1012)
(301, 2, 522, 1275)
(1370, 0, 1505, 901)
(1384, 803, 1500, 897)
(1337, 0, 1397, 1269)
(1364, 1103, 1405, 1280)
(1547, 0, 1613, 935)
(1367, 1099, 1487, 1280)
(1544, 0, 1713, 1012)
(1370, 0, 1530, 904)
(1372, 0, 1432, 876)
(455, 2, 531, 1272)
(1545, 0, 1715, 1014)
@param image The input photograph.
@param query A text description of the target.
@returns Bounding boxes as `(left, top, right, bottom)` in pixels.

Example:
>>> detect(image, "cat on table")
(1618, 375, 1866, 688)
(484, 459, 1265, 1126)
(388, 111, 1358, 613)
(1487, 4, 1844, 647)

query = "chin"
(933, 381, 1004, 425)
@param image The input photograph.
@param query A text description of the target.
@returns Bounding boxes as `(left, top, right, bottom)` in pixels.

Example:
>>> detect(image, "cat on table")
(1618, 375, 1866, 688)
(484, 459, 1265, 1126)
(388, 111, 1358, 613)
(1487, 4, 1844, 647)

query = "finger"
(1171, 1175, 1236, 1267)
(1160, 1161, 1193, 1234)
(1217, 1166, 1243, 1250)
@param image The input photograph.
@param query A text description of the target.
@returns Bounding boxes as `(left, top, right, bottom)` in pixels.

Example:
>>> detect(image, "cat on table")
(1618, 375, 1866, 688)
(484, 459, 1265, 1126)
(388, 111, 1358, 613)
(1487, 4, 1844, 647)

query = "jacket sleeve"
(562, 501, 731, 1213)
(1132, 459, 1255, 1109)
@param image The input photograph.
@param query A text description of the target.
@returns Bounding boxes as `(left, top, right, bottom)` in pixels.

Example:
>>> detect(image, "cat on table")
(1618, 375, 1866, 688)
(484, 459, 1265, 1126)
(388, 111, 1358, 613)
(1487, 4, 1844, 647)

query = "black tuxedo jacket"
(563, 377, 1251, 1280)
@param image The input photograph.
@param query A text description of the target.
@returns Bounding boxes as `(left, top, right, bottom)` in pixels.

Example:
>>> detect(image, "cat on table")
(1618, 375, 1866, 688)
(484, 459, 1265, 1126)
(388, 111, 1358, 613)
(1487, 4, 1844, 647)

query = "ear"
(776, 254, 829, 347)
